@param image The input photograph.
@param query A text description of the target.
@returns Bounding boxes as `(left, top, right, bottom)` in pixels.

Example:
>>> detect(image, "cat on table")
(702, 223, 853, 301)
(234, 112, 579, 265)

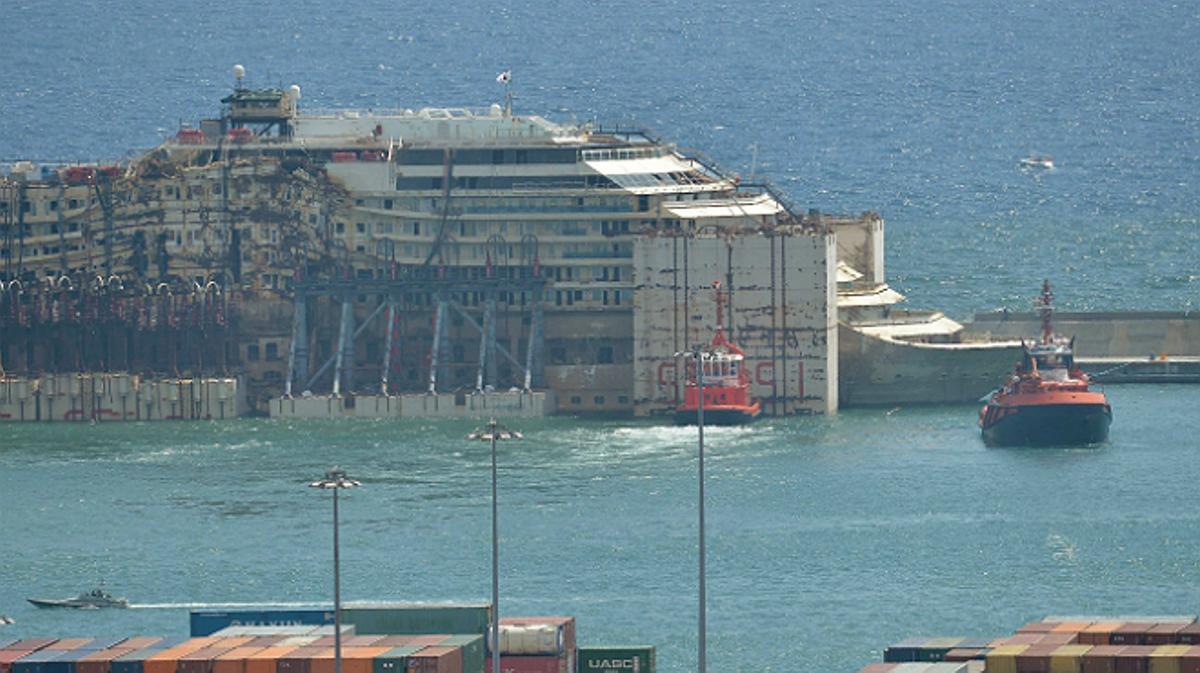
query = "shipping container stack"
(483, 618, 575, 673)
(864, 615, 1200, 673)
(573, 647, 655, 673)
(0, 607, 653, 673)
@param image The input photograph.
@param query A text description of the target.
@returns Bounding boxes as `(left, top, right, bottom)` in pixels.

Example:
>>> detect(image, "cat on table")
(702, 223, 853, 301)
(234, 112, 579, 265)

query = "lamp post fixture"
(309, 467, 360, 673)
(468, 419, 523, 673)
(676, 348, 708, 673)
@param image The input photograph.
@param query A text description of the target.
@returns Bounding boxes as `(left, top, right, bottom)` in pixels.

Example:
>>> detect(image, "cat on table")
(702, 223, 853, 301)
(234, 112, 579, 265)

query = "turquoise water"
(3, 385, 1200, 671)
(3, 1, 1199, 670)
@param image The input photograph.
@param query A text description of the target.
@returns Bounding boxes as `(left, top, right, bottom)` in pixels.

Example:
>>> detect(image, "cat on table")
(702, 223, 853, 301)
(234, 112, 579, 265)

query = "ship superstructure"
(0, 72, 1018, 419)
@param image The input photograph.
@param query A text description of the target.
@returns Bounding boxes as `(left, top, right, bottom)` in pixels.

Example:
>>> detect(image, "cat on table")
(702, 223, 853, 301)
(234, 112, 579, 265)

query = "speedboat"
(0, 614, 14, 625)
(1020, 155, 1055, 170)
(27, 587, 129, 609)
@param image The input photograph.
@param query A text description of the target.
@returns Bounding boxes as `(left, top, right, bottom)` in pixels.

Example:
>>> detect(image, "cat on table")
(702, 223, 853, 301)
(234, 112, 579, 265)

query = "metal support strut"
(332, 297, 354, 396)
(428, 296, 448, 394)
(380, 301, 396, 395)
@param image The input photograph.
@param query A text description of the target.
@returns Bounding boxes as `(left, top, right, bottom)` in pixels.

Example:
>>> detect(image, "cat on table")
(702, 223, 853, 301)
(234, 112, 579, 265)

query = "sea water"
(2, 1, 1199, 671)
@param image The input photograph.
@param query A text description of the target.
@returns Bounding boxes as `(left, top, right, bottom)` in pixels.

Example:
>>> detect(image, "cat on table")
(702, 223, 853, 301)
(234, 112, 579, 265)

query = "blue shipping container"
(14, 650, 69, 673)
(190, 610, 332, 637)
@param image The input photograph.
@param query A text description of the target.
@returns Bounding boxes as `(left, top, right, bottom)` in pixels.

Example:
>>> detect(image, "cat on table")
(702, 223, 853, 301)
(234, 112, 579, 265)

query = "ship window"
(594, 396, 605, 406)
(384, 199, 393, 209)
(265, 342, 279, 361)
(356, 222, 366, 233)
(247, 344, 260, 361)
(618, 396, 629, 405)
(570, 396, 582, 405)
(598, 346, 613, 364)
(335, 222, 345, 234)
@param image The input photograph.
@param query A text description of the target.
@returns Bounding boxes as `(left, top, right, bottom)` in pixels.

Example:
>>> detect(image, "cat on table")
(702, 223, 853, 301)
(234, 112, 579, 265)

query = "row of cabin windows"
(337, 220, 634, 239)
(394, 148, 578, 166)
(396, 175, 615, 190)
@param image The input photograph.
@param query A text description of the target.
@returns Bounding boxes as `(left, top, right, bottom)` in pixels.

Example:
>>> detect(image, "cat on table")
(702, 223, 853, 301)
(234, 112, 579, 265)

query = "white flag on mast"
(496, 70, 511, 83)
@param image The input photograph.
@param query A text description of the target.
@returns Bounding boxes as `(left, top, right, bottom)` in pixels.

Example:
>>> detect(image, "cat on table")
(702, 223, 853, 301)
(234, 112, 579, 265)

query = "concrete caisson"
(633, 228, 838, 416)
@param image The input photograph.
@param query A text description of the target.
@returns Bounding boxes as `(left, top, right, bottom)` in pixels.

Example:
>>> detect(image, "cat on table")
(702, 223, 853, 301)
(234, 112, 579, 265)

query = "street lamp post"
(695, 350, 707, 673)
(309, 467, 361, 673)
(468, 419, 523, 673)
(676, 348, 708, 673)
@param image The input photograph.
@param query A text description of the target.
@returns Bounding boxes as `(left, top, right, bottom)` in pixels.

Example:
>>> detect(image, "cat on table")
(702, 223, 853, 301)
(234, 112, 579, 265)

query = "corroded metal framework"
(285, 276, 547, 397)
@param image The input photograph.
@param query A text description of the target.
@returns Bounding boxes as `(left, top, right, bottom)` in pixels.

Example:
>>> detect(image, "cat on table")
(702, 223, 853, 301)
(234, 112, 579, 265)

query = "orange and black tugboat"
(979, 281, 1112, 446)
(675, 282, 762, 425)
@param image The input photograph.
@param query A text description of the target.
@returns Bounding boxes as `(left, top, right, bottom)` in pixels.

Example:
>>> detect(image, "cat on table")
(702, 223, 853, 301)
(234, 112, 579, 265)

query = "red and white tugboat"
(674, 282, 762, 425)
(979, 281, 1112, 446)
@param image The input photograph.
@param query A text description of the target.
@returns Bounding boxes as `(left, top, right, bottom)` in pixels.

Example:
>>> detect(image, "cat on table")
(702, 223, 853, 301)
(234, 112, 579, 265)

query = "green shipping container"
(371, 647, 423, 673)
(341, 605, 492, 637)
(440, 636, 484, 673)
(577, 647, 656, 673)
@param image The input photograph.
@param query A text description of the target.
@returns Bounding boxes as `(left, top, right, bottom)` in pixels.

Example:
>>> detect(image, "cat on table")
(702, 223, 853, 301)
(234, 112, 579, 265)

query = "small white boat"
(1020, 155, 1055, 170)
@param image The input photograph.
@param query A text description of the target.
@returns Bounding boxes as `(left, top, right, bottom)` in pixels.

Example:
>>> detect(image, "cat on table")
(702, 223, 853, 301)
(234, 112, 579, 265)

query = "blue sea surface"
(2, 389, 1200, 672)
(2, 2, 1200, 671)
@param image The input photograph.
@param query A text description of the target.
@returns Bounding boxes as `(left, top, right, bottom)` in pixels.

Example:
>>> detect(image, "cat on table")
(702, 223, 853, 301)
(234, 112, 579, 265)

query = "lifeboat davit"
(674, 281, 762, 426)
(979, 281, 1111, 446)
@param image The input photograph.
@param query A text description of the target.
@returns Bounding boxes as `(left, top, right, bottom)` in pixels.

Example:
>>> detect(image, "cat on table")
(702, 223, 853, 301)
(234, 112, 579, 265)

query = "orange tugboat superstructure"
(674, 282, 762, 425)
(979, 281, 1112, 446)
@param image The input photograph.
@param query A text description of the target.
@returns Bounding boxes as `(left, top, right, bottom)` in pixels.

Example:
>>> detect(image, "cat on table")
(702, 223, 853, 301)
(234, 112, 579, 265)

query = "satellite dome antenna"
(233, 64, 246, 89)
(289, 84, 301, 113)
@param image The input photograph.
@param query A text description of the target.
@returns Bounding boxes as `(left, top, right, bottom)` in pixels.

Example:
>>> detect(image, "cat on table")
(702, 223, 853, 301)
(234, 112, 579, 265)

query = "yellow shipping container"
(1149, 645, 1192, 673)
(987, 644, 1031, 673)
(1050, 645, 1093, 673)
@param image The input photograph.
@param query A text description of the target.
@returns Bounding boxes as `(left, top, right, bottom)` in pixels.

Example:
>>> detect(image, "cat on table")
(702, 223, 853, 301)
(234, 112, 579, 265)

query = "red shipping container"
(483, 657, 562, 673)
(1017, 645, 1058, 673)
(373, 639, 415, 649)
(48, 640, 95, 651)
(944, 649, 985, 662)
(1178, 627, 1200, 646)
(5, 641, 57, 653)
(1082, 625, 1126, 646)
(407, 647, 462, 673)
(2, 651, 39, 673)
(1113, 625, 1156, 646)
(1114, 646, 1155, 673)
(1082, 646, 1125, 673)
(122, 640, 166, 651)
(1147, 624, 1190, 646)
(331, 152, 357, 162)
(404, 638, 448, 649)
(1179, 647, 1200, 673)
(77, 648, 135, 673)
(1041, 634, 1081, 646)
(858, 665, 899, 673)
(1020, 622, 1059, 634)
(342, 639, 382, 649)
(1013, 634, 1048, 645)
